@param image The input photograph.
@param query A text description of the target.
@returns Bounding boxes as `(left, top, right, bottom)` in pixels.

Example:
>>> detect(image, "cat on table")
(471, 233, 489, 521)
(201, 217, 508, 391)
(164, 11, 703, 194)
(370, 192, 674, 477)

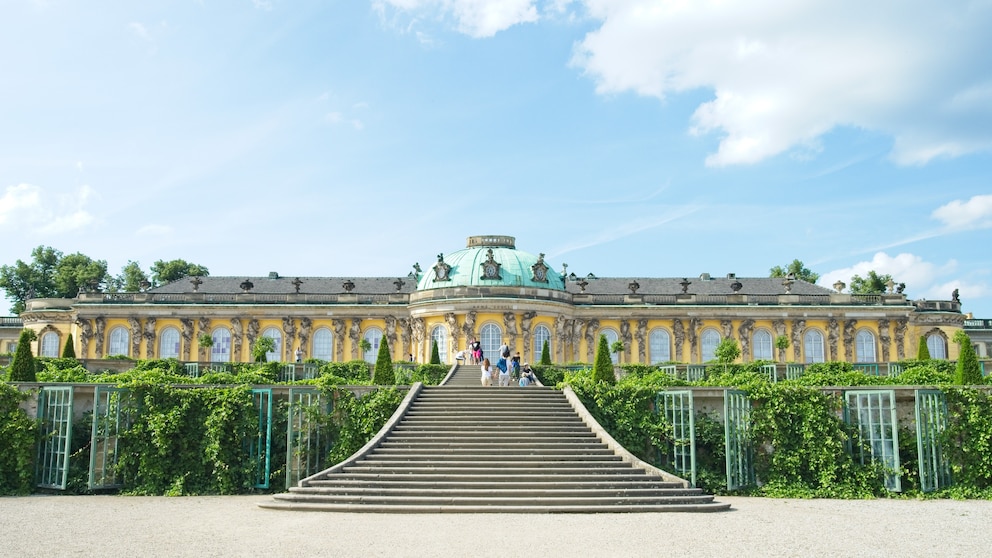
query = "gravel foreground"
(1, 495, 989, 557)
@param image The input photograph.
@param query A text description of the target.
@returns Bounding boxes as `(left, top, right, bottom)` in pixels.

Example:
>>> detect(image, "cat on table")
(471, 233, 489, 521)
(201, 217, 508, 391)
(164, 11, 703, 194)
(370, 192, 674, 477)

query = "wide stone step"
(340, 465, 642, 475)
(392, 424, 589, 432)
(267, 492, 721, 507)
(304, 478, 687, 490)
(360, 453, 622, 462)
(377, 440, 609, 449)
(381, 431, 599, 440)
(258, 501, 731, 513)
(308, 472, 663, 483)
(290, 486, 703, 497)
(371, 447, 615, 456)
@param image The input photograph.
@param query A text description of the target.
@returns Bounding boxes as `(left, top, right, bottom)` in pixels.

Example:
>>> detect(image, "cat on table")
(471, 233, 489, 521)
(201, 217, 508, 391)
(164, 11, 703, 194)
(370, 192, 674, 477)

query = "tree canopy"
(110, 260, 150, 293)
(849, 270, 894, 294)
(0, 246, 110, 313)
(150, 259, 209, 285)
(769, 259, 820, 283)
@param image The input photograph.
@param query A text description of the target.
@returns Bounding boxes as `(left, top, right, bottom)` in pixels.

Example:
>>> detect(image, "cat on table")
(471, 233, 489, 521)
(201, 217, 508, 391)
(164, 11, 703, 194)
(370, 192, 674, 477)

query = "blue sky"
(1, 1, 991, 316)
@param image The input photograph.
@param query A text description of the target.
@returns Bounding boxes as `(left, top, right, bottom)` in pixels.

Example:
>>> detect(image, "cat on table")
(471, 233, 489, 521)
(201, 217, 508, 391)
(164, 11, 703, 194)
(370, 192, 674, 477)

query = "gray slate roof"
(149, 275, 418, 295)
(563, 276, 834, 296)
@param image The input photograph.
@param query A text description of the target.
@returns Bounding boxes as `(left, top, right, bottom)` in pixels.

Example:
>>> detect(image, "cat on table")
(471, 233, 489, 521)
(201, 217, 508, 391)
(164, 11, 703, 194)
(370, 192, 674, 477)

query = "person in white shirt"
(480, 358, 494, 387)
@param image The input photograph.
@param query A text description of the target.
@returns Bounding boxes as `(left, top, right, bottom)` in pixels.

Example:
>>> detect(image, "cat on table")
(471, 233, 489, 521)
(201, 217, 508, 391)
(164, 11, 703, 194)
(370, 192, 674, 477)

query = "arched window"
(160, 327, 180, 359)
(480, 323, 502, 362)
(262, 327, 282, 362)
(753, 330, 773, 361)
(40, 331, 60, 357)
(211, 328, 231, 363)
(804, 330, 825, 363)
(701, 329, 721, 363)
(601, 328, 619, 364)
(532, 324, 551, 363)
(855, 330, 876, 363)
(312, 328, 333, 361)
(926, 333, 947, 360)
(649, 328, 671, 364)
(108, 326, 130, 357)
(430, 325, 447, 364)
(363, 328, 383, 363)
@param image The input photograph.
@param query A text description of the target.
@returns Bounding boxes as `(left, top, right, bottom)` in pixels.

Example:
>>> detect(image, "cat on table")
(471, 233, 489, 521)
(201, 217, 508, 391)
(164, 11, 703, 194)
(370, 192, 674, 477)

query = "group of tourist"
(454, 339, 537, 387)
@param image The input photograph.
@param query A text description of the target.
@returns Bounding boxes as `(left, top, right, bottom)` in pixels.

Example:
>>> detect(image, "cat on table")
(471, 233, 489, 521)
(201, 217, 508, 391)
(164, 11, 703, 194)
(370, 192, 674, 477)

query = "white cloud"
(128, 22, 151, 42)
(375, 0, 540, 38)
(252, 0, 273, 10)
(326, 112, 343, 123)
(572, 0, 992, 166)
(0, 183, 96, 234)
(932, 194, 992, 230)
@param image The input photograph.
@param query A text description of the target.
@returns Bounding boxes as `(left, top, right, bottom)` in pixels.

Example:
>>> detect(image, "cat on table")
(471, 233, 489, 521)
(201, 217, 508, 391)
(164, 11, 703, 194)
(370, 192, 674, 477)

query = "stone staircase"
(259, 365, 729, 513)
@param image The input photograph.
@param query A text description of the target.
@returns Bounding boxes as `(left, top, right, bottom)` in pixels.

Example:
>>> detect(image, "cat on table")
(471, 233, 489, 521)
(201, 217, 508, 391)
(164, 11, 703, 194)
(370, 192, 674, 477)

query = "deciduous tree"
(770, 259, 820, 283)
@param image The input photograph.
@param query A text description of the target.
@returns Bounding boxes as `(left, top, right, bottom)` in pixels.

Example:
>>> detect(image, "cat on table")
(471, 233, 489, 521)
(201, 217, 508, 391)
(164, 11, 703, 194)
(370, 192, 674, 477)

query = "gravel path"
(1, 495, 989, 557)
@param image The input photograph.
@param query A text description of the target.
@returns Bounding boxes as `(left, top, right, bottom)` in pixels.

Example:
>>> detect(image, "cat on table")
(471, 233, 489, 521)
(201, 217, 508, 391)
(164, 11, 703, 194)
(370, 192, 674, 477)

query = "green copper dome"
(416, 235, 565, 291)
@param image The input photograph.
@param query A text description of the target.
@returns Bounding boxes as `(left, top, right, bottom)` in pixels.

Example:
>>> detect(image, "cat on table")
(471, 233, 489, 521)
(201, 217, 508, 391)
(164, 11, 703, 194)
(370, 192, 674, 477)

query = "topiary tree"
(592, 334, 615, 384)
(372, 336, 395, 385)
(540, 339, 552, 365)
(714, 337, 741, 373)
(775, 335, 790, 363)
(9, 329, 38, 382)
(252, 337, 276, 363)
(916, 335, 931, 360)
(430, 339, 441, 365)
(61, 334, 76, 359)
(953, 330, 982, 385)
(198, 333, 214, 361)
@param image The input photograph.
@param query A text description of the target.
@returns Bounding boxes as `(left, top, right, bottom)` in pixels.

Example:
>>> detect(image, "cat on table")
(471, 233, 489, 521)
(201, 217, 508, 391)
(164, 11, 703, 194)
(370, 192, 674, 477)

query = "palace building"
(20, 235, 966, 367)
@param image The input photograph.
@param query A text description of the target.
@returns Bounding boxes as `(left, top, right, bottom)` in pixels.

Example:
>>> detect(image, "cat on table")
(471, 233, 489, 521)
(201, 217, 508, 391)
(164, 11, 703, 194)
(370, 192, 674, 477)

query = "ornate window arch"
(601, 328, 620, 364)
(262, 327, 282, 362)
(753, 329, 773, 361)
(363, 327, 383, 363)
(211, 327, 231, 363)
(108, 326, 130, 357)
(925, 329, 948, 360)
(701, 328, 721, 363)
(532, 324, 551, 363)
(430, 325, 447, 364)
(855, 329, 876, 363)
(40, 329, 61, 358)
(159, 327, 180, 359)
(804, 329, 825, 363)
(649, 328, 671, 364)
(312, 327, 333, 361)
(479, 323, 503, 361)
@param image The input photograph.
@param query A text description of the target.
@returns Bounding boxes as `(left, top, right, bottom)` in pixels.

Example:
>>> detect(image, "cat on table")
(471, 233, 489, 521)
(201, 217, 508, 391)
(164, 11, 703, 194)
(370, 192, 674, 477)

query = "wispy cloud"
(136, 224, 174, 236)
(932, 194, 992, 230)
(0, 183, 97, 235)
(548, 205, 700, 259)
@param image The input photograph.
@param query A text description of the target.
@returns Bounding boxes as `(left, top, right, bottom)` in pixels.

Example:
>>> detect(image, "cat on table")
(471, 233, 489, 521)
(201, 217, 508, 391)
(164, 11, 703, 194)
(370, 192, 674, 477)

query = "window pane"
(160, 328, 180, 359)
(211, 328, 231, 362)
(109, 327, 129, 357)
(431, 326, 447, 363)
(804, 330, 824, 363)
(926, 334, 947, 360)
(753, 330, 773, 361)
(701, 329, 720, 362)
(313, 328, 333, 361)
(532, 325, 551, 363)
(649, 329, 671, 364)
(480, 323, 502, 362)
(41, 332, 60, 357)
(262, 327, 282, 362)
(363, 328, 382, 363)
(856, 330, 876, 363)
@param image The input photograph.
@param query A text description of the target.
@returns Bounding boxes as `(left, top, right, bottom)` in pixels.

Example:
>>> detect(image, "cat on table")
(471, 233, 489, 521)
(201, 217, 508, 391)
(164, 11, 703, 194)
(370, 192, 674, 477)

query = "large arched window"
(649, 328, 671, 364)
(430, 325, 447, 364)
(211, 328, 231, 363)
(312, 328, 333, 361)
(40, 331, 60, 357)
(480, 323, 502, 362)
(753, 330, 773, 361)
(363, 328, 383, 363)
(160, 327, 180, 359)
(804, 330, 825, 363)
(532, 324, 551, 363)
(108, 326, 130, 357)
(700, 329, 721, 363)
(855, 330, 876, 363)
(601, 328, 619, 364)
(262, 327, 282, 362)
(926, 333, 947, 360)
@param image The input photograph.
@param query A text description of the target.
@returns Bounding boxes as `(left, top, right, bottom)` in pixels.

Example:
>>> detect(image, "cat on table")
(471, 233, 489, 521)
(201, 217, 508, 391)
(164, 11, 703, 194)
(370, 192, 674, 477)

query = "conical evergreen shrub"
(430, 339, 441, 365)
(592, 334, 615, 384)
(9, 330, 37, 382)
(953, 331, 983, 385)
(540, 339, 551, 365)
(373, 336, 395, 385)
(62, 334, 76, 358)
(916, 335, 931, 360)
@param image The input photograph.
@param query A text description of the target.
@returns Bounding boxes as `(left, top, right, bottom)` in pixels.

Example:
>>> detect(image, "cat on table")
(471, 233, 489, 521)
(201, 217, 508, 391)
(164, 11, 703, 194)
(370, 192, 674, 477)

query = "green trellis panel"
(685, 365, 706, 382)
(302, 364, 318, 379)
(286, 388, 331, 489)
(89, 386, 129, 490)
(251, 389, 275, 489)
(658, 365, 677, 378)
(279, 364, 298, 383)
(887, 363, 904, 376)
(724, 389, 755, 490)
(184, 362, 200, 378)
(853, 363, 880, 376)
(845, 390, 901, 492)
(760, 364, 777, 383)
(656, 390, 696, 487)
(785, 363, 805, 380)
(36, 386, 74, 490)
(915, 389, 952, 493)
